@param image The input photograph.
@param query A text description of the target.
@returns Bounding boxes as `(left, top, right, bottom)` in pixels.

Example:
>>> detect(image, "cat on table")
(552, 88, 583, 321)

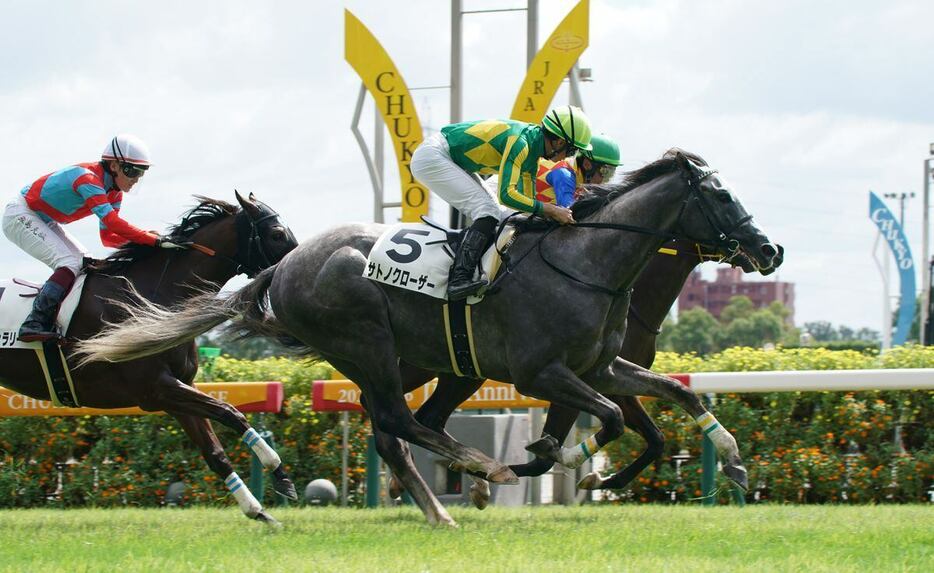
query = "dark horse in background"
(77, 150, 782, 527)
(392, 239, 781, 507)
(0, 192, 298, 525)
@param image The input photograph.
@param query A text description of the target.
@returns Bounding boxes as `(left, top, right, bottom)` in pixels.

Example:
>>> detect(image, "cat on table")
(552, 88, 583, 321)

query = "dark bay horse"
(77, 150, 781, 526)
(0, 192, 298, 525)
(391, 242, 780, 509)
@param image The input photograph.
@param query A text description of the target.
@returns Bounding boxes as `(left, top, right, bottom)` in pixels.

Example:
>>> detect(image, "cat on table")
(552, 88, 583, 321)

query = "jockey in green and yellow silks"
(411, 105, 593, 300)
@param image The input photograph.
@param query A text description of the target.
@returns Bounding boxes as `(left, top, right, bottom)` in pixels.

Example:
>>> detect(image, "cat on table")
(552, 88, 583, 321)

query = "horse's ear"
(249, 192, 257, 202)
(235, 189, 262, 218)
(674, 151, 701, 178)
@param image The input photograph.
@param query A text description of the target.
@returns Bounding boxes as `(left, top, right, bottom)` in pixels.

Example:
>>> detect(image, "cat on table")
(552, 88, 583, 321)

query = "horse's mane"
(92, 196, 238, 274)
(571, 148, 708, 221)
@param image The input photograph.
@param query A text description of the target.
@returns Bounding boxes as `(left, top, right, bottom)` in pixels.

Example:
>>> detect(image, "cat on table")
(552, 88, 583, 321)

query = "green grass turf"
(0, 505, 930, 572)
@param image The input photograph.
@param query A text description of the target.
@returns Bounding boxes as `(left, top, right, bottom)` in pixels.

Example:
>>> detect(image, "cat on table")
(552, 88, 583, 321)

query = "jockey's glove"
(155, 235, 194, 250)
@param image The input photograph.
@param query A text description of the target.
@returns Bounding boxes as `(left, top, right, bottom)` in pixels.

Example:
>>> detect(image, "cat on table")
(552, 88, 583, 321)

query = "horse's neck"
(584, 172, 690, 291)
(125, 220, 239, 303)
(630, 249, 703, 328)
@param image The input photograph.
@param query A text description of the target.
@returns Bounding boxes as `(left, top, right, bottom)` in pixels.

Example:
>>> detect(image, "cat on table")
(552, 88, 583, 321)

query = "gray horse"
(77, 150, 781, 525)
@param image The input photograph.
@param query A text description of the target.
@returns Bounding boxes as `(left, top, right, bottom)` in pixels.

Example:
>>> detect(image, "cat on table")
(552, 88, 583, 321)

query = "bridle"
(152, 204, 284, 296)
(532, 165, 753, 298)
(232, 209, 282, 277)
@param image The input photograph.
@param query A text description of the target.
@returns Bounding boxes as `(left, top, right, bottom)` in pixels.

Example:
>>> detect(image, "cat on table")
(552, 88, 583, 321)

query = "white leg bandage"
(242, 428, 281, 469)
(556, 434, 602, 469)
(695, 412, 736, 454)
(225, 472, 262, 517)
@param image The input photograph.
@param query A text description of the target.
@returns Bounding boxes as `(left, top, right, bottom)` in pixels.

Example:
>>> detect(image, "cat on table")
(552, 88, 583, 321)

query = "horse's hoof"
(254, 510, 283, 529)
(388, 475, 404, 500)
(272, 465, 298, 501)
(432, 516, 459, 529)
(273, 477, 298, 501)
(469, 482, 490, 510)
(577, 471, 604, 490)
(448, 461, 466, 473)
(722, 463, 749, 492)
(525, 434, 561, 461)
(486, 465, 519, 485)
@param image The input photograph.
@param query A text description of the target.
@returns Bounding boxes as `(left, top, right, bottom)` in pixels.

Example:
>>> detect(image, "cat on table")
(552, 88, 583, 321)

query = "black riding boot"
(18, 280, 67, 342)
(448, 217, 496, 301)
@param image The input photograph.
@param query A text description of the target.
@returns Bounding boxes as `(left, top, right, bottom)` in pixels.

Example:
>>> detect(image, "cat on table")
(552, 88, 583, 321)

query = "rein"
(498, 166, 752, 299)
(152, 206, 282, 297)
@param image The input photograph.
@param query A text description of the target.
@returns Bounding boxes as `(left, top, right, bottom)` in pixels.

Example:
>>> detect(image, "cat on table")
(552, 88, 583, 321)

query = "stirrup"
(448, 278, 488, 301)
(17, 328, 61, 343)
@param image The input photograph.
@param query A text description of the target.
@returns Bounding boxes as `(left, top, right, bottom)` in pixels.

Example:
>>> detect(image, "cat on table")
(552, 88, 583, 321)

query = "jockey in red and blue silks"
(2, 134, 189, 342)
(23, 161, 157, 248)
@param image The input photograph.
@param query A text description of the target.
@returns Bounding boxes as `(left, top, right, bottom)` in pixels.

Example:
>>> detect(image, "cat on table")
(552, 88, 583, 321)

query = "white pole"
(883, 237, 892, 350)
(922, 156, 932, 344)
(341, 411, 350, 506)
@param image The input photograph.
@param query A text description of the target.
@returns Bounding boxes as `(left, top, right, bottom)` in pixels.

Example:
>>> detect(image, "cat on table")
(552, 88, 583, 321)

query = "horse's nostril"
(761, 243, 778, 258)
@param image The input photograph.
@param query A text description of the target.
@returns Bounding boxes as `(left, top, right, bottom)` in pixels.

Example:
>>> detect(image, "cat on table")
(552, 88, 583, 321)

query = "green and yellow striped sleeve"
(497, 135, 541, 214)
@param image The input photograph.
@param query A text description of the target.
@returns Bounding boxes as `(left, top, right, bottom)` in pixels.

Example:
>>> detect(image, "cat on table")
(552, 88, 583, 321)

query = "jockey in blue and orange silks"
(2, 134, 190, 342)
(533, 133, 624, 206)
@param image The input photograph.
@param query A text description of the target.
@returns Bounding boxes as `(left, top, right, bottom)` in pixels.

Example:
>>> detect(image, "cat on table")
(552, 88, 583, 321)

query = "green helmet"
(542, 105, 593, 151)
(581, 133, 622, 166)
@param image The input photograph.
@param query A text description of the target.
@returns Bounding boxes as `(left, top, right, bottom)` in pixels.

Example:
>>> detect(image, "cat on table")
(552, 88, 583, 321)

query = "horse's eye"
(717, 191, 732, 203)
(271, 229, 286, 241)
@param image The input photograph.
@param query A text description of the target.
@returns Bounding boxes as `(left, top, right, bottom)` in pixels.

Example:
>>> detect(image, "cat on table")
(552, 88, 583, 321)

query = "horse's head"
(671, 152, 783, 274)
(234, 190, 298, 277)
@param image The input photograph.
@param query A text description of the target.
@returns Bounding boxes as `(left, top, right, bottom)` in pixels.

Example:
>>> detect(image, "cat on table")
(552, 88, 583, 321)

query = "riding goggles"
(120, 162, 148, 179)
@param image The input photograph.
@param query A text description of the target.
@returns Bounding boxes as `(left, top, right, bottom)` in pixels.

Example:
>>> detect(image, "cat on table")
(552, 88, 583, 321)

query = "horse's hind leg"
(169, 413, 279, 526)
(408, 373, 490, 509)
(389, 367, 481, 500)
(335, 355, 517, 485)
(371, 425, 457, 527)
(590, 358, 748, 491)
(144, 372, 298, 504)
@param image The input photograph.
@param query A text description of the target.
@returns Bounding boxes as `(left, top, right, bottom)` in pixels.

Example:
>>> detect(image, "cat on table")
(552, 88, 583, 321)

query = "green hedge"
(601, 345, 934, 504)
(0, 347, 931, 507)
(0, 358, 373, 508)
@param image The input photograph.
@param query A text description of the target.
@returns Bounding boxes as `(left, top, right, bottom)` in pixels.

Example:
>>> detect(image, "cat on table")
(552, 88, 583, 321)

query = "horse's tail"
(74, 265, 282, 366)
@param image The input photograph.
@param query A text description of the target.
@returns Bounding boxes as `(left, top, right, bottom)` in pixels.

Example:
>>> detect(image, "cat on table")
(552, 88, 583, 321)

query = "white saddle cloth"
(363, 223, 513, 301)
(0, 275, 88, 350)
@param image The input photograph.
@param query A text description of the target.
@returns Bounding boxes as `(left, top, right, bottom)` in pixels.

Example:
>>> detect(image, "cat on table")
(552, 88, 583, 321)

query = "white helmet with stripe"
(102, 134, 151, 166)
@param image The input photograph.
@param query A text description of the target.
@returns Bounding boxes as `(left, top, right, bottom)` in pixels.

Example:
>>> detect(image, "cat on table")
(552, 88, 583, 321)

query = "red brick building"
(678, 267, 795, 323)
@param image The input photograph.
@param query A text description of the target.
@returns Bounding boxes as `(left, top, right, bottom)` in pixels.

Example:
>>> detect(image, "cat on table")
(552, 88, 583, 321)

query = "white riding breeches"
(2, 195, 88, 274)
(410, 133, 508, 222)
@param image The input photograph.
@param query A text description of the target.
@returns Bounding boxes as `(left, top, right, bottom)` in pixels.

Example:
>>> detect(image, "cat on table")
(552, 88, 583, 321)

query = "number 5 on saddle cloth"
(0, 275, 89, 407)
(363, 217, 517, 379)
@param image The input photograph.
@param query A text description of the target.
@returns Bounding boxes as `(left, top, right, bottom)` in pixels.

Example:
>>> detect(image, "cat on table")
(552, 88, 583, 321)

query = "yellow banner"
(314, 378, 548, 411)
(510, 0, 589, 123)
(345, 10, 429, 222)
(0, 382, 282, 417)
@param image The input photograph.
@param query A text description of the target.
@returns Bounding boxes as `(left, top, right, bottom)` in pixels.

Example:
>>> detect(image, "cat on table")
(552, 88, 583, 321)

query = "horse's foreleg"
(169, 413, 278, 527)
(590, 358, 748, 491)
(509, 403, 578, 477)
(578, 395, 666, 490)
(148, 375, 298, 502)
(517, 362, 624, 470)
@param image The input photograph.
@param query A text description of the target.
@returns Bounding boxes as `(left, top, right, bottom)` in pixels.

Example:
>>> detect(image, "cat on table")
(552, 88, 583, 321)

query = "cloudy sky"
(1, 0, 932, 333)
